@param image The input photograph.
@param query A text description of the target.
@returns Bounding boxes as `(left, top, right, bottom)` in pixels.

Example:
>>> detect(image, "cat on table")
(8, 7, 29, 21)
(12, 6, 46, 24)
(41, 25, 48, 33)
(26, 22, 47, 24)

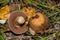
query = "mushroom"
(8, 12, 28, 34)
(29, 13, 50, 34)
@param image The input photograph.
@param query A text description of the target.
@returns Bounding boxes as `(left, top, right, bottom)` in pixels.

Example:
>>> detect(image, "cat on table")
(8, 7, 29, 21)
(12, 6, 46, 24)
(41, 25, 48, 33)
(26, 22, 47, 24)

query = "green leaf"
(0, 35, 4, 40)
(0, 0, 9, 5)
(0, 29, 5, 40)
(40, 33, 56, 40)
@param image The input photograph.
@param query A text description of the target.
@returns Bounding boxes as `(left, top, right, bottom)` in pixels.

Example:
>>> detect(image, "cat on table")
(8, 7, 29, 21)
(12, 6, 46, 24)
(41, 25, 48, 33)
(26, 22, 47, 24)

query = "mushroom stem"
(16, 16, 25, 24)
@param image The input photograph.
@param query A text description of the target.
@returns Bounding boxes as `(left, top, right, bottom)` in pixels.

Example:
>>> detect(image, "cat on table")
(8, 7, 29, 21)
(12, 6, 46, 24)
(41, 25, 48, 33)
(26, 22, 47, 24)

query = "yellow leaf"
(0, 5, 10, 20)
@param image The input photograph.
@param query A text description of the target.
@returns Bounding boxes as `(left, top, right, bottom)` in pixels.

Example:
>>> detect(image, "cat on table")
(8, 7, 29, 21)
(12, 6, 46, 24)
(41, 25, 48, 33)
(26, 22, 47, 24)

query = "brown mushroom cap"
(8, 12, 28, 34)
(29, 13, 50, 34)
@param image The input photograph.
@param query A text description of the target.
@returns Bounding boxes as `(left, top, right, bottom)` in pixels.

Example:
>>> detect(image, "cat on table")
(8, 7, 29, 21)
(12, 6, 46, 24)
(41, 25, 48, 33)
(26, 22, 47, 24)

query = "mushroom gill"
(8, 12, 28, 34)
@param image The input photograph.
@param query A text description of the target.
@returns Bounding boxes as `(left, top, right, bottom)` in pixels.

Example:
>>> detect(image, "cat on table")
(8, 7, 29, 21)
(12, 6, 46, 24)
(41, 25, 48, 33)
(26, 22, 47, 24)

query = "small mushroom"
(8, 12, 28, 34)
(29, 13, 50, 34)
